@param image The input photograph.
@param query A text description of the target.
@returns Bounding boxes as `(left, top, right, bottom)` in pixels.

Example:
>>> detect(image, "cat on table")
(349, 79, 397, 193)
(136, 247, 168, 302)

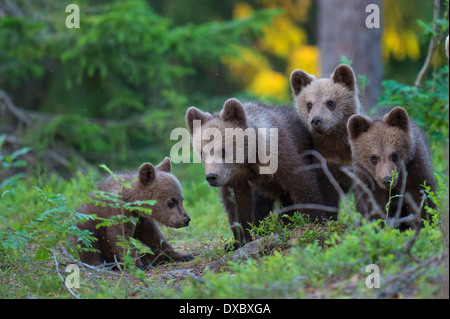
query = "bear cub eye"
(392, 152, 399, 163)
(326, 100, 336, 109)
(306, 102, 313, 111)
(167, 198, 177, 208)
(370, 155, 377, 164)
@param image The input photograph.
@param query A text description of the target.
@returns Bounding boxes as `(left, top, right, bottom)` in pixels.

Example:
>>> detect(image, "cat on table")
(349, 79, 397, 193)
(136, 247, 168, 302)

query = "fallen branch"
(0, 88, 31, 125)
(52, 246, 80, 299)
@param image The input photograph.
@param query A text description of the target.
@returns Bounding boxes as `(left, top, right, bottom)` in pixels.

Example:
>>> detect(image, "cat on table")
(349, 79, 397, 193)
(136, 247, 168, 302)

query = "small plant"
(385, 167, 401, 219)
(0, 134, 30, 192)
(248, 213, 289, 244)
(282, 211, 312, 227)
(79, 164, 157, 274)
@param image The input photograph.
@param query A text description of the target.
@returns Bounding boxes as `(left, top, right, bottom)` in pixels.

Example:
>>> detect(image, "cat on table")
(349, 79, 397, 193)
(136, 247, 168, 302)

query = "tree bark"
(318, 0, 382, 111)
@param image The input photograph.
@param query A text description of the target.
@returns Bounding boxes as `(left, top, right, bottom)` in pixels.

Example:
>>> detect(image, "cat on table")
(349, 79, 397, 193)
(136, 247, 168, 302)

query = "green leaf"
(34, 246, 50, 262)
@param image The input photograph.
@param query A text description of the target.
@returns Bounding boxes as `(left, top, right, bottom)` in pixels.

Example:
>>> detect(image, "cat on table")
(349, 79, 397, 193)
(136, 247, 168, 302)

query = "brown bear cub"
(75, 158, 194, 269)
(290, 64, 361, 208)
(186, 98, 333, 248)
(347, 107, 436, 229)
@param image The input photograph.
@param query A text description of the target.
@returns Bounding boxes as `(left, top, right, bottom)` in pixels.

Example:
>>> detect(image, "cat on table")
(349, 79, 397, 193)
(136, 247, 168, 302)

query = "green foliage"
(385, 167, 401, 217)
(416, 1, 448, 40)
(0, 135, 30, 171)
(0, 1, 279, 170)
(176, 210, 445, 299)
(0, 16, 46, 86)
(249, 214, 290, 243)
(0, 134, 31, 191)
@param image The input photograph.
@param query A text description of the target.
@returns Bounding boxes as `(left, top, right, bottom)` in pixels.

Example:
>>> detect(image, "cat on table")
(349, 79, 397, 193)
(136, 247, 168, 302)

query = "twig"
(297, 149, 346, 200)
(0, 88, 31, 125)
(402, 193, 428, 263)
(52, 246, 80, 299)
(340, 166, 384, 219)
(415, 0, 440, 88)
(277, 203, 339, 216)
(377, 250, 448, 298)
(392, 162, 408, 224)
(60, 248, 124, 275)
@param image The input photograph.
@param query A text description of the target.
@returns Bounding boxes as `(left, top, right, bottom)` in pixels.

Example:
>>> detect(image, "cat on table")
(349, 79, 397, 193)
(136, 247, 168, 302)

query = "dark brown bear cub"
(347, 107, 436, 229)
(75, 157, 194, 269)
(186, 98, 332, 248)
(290, 64, 361, 208)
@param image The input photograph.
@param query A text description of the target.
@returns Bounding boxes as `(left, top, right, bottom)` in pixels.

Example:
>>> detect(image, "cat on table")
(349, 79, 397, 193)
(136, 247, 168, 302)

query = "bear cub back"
(75, 157, 193, 268)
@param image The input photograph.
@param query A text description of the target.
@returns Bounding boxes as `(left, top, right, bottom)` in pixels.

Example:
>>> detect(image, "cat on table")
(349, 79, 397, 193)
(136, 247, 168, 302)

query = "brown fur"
(186, 98, 333, 247)
(347, 107, 436, 229)
(290, 64, 361, 208)
(74, 158, 194, 269)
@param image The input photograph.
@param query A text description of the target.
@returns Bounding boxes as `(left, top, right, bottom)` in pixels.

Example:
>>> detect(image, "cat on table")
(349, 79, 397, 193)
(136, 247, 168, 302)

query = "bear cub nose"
(311, 116, 323, 128)
(184, 216, 191, 226)
(206, 174, 218, 186)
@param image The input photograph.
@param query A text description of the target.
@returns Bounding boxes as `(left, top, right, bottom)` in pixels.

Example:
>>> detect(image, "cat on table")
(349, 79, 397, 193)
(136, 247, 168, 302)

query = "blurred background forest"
(0, 0, 448, 180)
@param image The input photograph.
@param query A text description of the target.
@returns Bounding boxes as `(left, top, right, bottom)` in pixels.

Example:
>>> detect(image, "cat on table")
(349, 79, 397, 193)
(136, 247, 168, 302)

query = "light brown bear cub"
(186, 98, 332, 248)
(75, 158, 194, 269)
(347, 107, 436, 229)
(290, 64, 361, 208)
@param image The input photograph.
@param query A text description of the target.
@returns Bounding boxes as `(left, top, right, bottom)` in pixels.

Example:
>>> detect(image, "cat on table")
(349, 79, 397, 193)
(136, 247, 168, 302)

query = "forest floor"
(62, 219, 448, 299)
(0, 168, 448, 299)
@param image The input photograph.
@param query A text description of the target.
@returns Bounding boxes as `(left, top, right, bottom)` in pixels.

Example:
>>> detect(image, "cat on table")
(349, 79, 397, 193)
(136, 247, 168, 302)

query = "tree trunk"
(318, 0, 382, 111)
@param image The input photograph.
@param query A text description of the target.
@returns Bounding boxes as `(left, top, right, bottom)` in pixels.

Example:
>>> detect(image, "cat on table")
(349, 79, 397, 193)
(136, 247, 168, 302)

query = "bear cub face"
(290, 64, 360, 135)
(186, 99, 253, 187)
(347, 107, 413, 190)
(136, 158, 191, 228)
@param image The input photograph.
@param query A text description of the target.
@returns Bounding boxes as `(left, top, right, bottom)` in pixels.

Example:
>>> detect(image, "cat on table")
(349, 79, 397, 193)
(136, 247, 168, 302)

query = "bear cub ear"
(221, 98, 247, 126)
(384, 107, 409, 132)
(290, 69, 316, 96)
(186, 107, 212, 135)
(347, 114, 372, 140)
(138, 162, 156, 186)
(156, 157, 172, 173)
(332, 64, 356, 92)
